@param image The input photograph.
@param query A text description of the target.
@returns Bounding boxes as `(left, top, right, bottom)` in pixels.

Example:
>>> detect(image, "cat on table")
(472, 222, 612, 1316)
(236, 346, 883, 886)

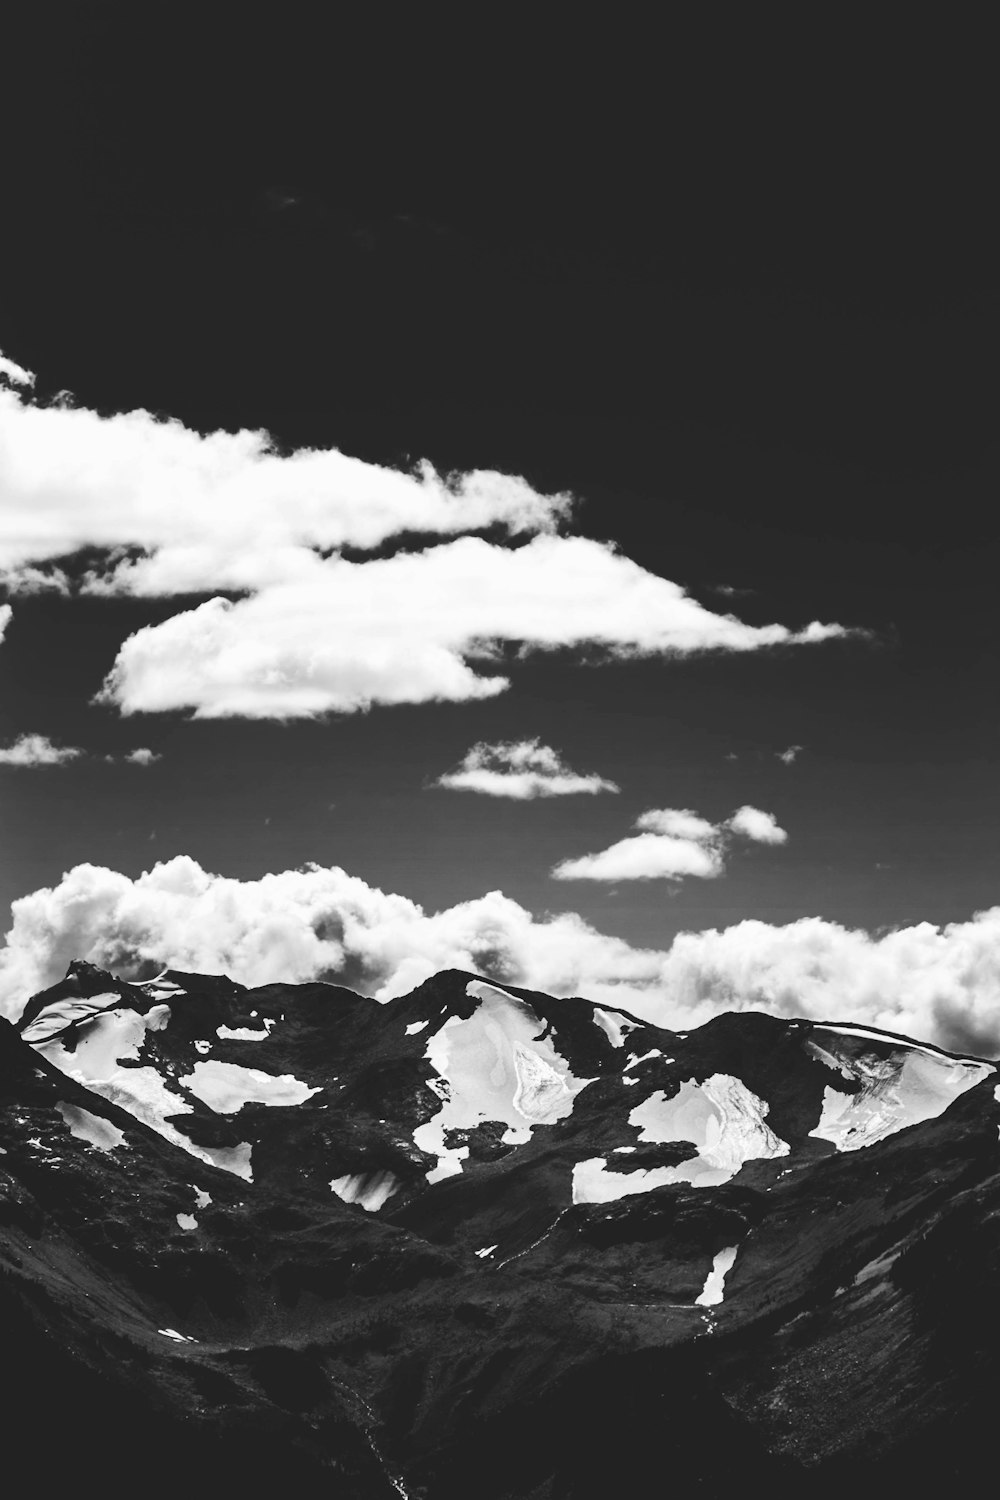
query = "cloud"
(5, 857, 1000, 1057)
(0, 368, 569, 587)
(552, 803, 786, 882)
(95, 535, 853, 719)
(726, 805, 788, 844)
(0, 353, 35, 389)
(0, 857, 676, 1023)
(0, 603, 11, 643)
(0, 734, 83, 766)
(635, 808, 718, 840)
(123, 747, 161, 766)
(434, 739, 619, 799)
(777, 744, 803, 764)
(553, 830, 725, 882)
(0, 358, 858, 719)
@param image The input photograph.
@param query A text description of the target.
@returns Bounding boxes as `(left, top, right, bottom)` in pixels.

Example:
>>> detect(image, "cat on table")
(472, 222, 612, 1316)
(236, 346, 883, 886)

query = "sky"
(2, 11, 1000, 1051)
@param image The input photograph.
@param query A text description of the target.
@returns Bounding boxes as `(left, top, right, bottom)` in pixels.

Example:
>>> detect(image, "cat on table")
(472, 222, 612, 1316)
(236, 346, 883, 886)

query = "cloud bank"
(435, 739, 619, 798)
(552, 804, 788, 882)
(0, 356, 857, 720)
(3, 857, 1000, 1056)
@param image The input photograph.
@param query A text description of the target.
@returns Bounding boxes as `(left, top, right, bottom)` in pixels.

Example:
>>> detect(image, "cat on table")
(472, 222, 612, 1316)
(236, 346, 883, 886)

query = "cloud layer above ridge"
(0, 357, 857, 719)
(4, 857, 1000, 1057)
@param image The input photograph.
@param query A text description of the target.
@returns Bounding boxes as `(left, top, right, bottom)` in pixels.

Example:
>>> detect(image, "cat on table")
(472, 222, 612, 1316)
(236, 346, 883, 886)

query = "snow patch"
(194, 1040, 211, 1054)
(475, 1244, 498, 1258)
(330, 1170, 400, 1212)
(573, 1074, 788, 1202)
(217, 1024, 271, 1041)
(809, 1041, 990, 1152)
(192, 1187, 212, 1208)
(405, 1020, 429, 1035)
(45, 1052, 255, 1180)
(20, 993, 122, 1044)
(176, 1213, 198, 1231)
(178, 1060, 320, 1113)
(412, 981, 593, 1183)
(592, 1008, 639, 1048)
(56, 1101, 126, 1151)
(624, 1050, 666, 1070)
(695, 1245, 739, 1307)
(157, 1328, 197, 1343)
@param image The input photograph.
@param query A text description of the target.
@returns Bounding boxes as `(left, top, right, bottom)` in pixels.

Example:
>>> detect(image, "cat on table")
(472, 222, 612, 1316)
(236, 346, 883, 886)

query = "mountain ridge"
(3, 960, 1000, 1496)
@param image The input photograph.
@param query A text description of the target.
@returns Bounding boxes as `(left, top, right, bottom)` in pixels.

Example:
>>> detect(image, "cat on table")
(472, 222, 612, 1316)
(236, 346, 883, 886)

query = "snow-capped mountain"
(3, 960, 1000, 1497)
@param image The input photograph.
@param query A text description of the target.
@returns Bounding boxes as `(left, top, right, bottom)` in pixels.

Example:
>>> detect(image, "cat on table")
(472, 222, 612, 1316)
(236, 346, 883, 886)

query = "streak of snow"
(178, 1060, 320, 1112)
(405, 1020, 429, 1035)
(624, 1050, 666, 1070)
(330, 1170, 400, 1211)
(412, 981, 593, 1183)
(157, 1328, 197, 1342)
(56, 1101, 126, 1151)
(475, 1244, 498, 1258)
(695, 1245, 739, 1307)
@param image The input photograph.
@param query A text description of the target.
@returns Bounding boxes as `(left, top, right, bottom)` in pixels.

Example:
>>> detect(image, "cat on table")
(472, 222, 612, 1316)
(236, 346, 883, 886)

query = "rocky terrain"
(3, 959, 1000, 1497)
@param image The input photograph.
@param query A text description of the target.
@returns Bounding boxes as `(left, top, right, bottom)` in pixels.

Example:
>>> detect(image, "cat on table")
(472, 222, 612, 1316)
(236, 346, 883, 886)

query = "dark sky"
(1, 8, 998, 973)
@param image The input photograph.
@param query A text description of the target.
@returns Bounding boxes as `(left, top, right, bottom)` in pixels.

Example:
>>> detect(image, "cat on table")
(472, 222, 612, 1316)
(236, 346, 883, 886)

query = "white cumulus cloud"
(553, 803, 786, 882)
(123, 747, 162, 766)
(0, 371, 569, 588)
(726, 805, 788, 844)
(95, 535, 852, 719)
(0, 734, 83, 766)
(435, 739, 619, 799)
(0, 603, 11, 643)
(777, 744, 803, 764)
(4, 858, 1000, 1057)
(0, 359, 858, 720)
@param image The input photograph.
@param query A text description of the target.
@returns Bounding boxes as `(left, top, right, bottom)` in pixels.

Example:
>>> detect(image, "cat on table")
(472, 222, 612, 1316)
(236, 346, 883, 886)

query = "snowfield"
(412, 980, 594, 1183)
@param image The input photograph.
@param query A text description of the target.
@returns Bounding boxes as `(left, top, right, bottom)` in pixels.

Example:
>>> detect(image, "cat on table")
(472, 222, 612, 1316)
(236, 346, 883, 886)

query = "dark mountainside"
(3, 960, 1000, 1498)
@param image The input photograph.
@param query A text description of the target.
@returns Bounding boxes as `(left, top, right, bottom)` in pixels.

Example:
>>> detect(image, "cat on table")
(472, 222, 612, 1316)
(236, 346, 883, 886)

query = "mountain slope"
(3, 961, 1000, 1496)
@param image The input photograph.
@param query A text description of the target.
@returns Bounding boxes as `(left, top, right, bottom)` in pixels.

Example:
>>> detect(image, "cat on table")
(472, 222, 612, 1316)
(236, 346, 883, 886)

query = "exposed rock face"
(4, 960, 1000, 1496)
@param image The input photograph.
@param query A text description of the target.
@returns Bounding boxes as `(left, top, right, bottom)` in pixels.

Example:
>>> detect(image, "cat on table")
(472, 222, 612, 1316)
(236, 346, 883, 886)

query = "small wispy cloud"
(123, 747, 162, 766)
(727, 804, 788, 844)
(552, 803, 788, 882)
(435, 739, 619, 799)
(0, 733, 83, 767)
(777, 744, 803, 765)
(0, 353, 35, 389)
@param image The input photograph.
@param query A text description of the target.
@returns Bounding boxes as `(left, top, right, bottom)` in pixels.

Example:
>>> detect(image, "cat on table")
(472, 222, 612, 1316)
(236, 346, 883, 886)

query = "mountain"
(3, 960, 1000, 1497)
